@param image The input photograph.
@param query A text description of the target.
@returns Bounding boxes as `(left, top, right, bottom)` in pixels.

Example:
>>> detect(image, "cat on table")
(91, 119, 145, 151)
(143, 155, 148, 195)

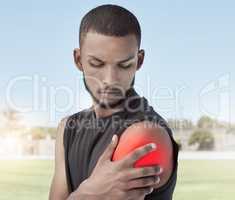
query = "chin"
(100, 99, 119, 106)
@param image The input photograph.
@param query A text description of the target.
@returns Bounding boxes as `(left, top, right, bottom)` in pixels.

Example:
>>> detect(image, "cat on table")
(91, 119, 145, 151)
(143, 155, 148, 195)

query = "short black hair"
(79, 4, 141, 48)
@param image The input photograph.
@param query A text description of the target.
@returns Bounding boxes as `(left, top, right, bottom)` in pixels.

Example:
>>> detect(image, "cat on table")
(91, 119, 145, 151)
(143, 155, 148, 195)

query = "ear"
(136, 49, 145, 71)
(73, 48, 83, 71)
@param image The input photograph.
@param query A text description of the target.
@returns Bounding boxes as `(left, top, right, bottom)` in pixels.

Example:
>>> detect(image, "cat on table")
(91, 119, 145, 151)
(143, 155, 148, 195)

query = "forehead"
(81, 32, 138, 60)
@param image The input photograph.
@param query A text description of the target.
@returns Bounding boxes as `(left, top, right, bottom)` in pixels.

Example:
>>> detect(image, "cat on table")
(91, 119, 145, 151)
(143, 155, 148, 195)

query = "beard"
(83, 74, 135, 109)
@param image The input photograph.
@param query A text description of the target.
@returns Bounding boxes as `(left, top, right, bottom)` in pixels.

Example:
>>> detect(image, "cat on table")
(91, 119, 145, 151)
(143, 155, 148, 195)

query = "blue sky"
(0, 0, 234, 126)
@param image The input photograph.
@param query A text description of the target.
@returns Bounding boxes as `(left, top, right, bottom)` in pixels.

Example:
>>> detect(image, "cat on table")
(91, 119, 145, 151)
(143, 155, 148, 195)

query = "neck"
(91, 87, 136, 119)
(91, 101, 125, 119)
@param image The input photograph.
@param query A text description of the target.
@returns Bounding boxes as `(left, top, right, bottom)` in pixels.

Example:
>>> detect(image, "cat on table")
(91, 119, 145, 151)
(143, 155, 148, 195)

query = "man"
(49, 4, 179, 200)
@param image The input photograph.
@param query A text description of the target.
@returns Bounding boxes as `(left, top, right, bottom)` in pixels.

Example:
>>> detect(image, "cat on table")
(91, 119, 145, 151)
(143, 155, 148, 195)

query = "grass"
(174, 160, 235, 200)
(0, 159, 234, 200)
(0, 160, 53, 200)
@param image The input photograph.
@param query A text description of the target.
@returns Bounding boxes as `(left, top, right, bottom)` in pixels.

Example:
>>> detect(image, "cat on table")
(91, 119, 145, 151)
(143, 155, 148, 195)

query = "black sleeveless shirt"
(63, 88, 179, 200)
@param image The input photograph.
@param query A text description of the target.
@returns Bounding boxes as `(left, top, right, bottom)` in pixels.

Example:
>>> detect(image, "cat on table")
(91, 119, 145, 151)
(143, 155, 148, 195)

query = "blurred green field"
(0, 159, 234, 200)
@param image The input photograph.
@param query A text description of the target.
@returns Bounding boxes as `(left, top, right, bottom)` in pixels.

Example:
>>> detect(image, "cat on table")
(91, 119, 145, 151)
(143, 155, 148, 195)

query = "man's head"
(74, 4, 145, 109)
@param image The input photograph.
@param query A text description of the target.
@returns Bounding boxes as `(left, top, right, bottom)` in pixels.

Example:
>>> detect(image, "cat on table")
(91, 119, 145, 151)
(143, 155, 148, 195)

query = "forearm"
(66, 180, 98, 200)
(66, 191, 85, 200)
(66, 191, 98, 200)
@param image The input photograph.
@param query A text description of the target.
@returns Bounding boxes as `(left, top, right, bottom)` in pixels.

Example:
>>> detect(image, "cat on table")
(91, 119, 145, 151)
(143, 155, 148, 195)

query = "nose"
(103, 65, 119, 85)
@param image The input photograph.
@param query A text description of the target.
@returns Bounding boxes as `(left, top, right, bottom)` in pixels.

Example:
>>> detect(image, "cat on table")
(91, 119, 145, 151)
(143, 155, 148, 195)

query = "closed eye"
(119, 64, 132, 69)
(89, 62, 104, 68)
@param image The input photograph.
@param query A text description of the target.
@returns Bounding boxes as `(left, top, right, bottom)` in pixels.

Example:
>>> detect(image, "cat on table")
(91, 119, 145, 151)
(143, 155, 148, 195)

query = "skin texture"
(112, 121, 174, 189)
(49, 32, 174, 200)
(73, 32, 144, 118)
(49, 117, 69, 200)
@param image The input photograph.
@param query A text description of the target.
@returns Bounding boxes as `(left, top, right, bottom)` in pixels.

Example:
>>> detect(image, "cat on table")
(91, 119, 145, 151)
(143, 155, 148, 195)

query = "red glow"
(112, 126, 171, 170)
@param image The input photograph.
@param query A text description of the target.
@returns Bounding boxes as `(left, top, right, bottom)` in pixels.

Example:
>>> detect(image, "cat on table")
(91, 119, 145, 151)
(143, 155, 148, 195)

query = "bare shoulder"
(125, 120, 174, 189)
(125, 120, 172, 143)
(57, 117, 69, 135)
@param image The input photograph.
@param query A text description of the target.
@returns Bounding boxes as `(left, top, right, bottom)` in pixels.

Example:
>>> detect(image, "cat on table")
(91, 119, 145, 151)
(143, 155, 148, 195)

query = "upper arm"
(49, 117, 69, 200)
(125, 120, 174, 189)
(150, 122, 174, 189)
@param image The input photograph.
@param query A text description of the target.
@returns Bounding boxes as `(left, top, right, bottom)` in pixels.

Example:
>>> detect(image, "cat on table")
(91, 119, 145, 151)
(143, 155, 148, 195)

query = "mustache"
(98, 87, 125, 95)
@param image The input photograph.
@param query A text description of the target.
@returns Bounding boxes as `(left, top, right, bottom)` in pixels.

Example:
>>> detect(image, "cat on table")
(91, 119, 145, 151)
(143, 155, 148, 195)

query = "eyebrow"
(88, 55, 135, 64)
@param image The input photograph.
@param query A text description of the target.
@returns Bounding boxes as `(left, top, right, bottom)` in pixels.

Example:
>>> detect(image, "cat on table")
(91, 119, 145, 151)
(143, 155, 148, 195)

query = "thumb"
(102, 134, 119, 161)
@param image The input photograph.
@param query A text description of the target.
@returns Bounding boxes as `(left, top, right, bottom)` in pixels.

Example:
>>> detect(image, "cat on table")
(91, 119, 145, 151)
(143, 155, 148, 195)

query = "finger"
(152, 176, 162, 189)
(127, 186, 154, 199)
(126, 176, 160, 189)
(121, 143, 157, 167)
(126, 165, 163, 180)
(100, 134, 119, 161)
